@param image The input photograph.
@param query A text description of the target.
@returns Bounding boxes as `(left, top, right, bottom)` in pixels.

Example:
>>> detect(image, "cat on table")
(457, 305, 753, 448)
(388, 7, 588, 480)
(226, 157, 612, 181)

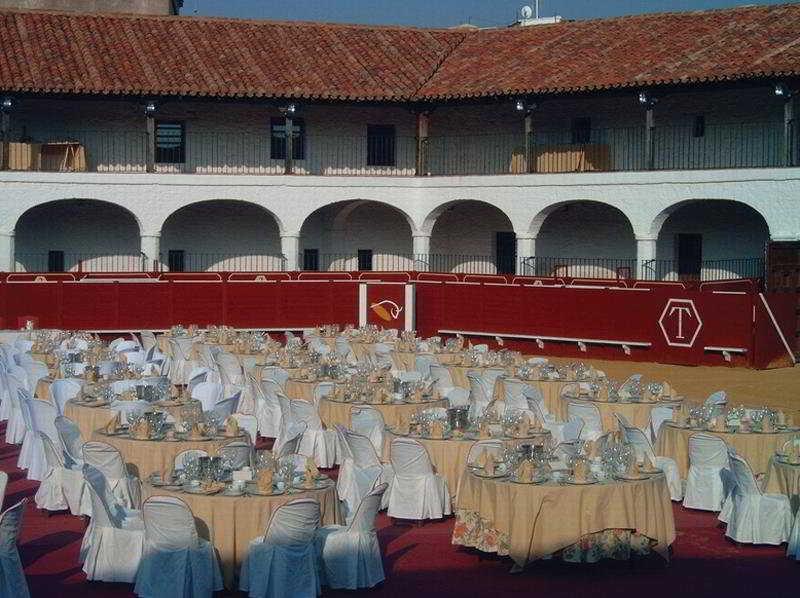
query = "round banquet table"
(561, 397, 681, 431)
(383, 431, 552, 497)
(318, 397, 449, 430)
(141, 481, 342, 588)
(90, 430, 240, 478)
(764, 457, 800, 513)
(65, 401, 115, 439)
(493, 377, 571, 419)
(284, 378, 342, 402)
(654, 423, 798, 477)
(392, 350, 417, 371)
(254, 365, 304, 382)
(435, 352, 466, 366)
(453, 471, 675, 568)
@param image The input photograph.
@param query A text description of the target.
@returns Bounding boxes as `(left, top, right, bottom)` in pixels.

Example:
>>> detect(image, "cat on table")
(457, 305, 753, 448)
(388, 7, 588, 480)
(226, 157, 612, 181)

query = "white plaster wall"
(160, 200, 283, 271)
(14, 199, 141, 271)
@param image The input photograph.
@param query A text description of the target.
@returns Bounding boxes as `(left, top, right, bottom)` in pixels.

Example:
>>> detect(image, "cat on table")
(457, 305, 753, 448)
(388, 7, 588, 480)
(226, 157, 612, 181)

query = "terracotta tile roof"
(0, 4, 798, 103)
(419, 3, 800, 99)
(0, 11, 464, 101)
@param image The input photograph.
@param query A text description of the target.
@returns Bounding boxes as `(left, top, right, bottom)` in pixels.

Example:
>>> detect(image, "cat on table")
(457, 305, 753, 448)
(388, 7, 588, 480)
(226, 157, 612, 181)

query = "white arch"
(158, 199, 285, 235)
(528, 199, 634, 238)
(420, 199, 514, 235)
(648, 198, 772, 240)
(13, 198, 143, 235)
(298, 199, 416, 235)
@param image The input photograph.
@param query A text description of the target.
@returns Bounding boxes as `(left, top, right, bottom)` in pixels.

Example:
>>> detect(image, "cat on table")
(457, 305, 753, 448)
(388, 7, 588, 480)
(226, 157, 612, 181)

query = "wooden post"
(785, 95, 796, 167)
(284, 113, 294, 175)
(524, 111, 534, 173)
(0, 110, 10, 171)
(644, 105, 655, 170)
(145, 112, 155, 173)
(415, 111, 429, 176)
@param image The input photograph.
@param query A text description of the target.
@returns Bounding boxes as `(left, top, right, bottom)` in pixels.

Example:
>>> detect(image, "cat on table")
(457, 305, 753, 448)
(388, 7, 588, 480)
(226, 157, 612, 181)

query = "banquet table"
(764, 457, 800, 513)
(560, 396, 681, 431)
(90, 430, 241, 478)
(383, 431, 551, 497)
(392, 350, 417, 371)
(453, 470, 675, 568)
(318, 397, 449, 430)
(654, 422, 798, 477)
(284, 378, 341, 402)
(493, 377, 572, 418)
(141, 481, 342, 588)
(65, 401, 115, 439)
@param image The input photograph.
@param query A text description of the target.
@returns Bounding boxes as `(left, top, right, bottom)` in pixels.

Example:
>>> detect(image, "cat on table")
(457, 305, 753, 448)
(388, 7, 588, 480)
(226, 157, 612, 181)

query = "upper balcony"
(0, 85, 797, 178)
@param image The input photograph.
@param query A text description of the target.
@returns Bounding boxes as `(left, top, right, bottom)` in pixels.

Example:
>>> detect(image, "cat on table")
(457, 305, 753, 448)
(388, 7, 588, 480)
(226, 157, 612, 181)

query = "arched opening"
(160, 200, 283, 271)
(14, 199, 141, 272)
(427, 200, 515, 274)
(652, 200, 769, 280)
(299, 201, 413, 271)
(533, 201, 636, 278)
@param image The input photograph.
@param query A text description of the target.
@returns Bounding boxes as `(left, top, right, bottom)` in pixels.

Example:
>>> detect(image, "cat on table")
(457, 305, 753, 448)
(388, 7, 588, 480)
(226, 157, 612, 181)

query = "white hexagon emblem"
(658, 299, 702, 348)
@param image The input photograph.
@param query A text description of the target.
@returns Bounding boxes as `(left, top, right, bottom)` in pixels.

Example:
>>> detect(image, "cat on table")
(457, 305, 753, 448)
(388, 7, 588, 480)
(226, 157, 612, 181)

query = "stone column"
(636, 237, 657, 280)
(516, 235, 536, 275)
(140, 234, 160, 271)
(281, 233, 301, 271)
(412, 233, 431, 271)
(0, 232, 14, 272)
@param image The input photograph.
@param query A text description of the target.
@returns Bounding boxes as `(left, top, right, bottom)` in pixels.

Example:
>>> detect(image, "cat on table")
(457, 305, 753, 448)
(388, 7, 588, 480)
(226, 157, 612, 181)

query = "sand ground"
(544, 356, 800, 418)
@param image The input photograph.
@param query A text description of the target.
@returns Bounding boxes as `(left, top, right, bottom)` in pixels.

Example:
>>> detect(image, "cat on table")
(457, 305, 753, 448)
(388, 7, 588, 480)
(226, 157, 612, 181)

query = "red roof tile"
(0, 4, 798, 102)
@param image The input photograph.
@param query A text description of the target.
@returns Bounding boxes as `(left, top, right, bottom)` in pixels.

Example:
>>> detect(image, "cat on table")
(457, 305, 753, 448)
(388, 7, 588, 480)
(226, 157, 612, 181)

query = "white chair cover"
(387, 437, 450, 520)
(191, 381, 224, 412)
(4, 368, 29, 444)
(561, 416, 584, 443)
(501, 379, 531, 412)
(21, 398, 59, 481)
(81, 465, 144, 582)
(704, 390, 728, 416)
(214, 352, 243, 386)
(0, 500, 29, 598)
(240, 498, 321, 598)
(649, 405, 676, 443)
(414, 354, 436, 379)
(231, 413, 258, 444)
(620, 426, 683, 501)
(254, 378, 283, 439)
(140, 331, 157, 353)
(466, 371, 492, 418)
(789, 509, 800, 561)
(274, 422, 307, 463)
(22, 361, 49, 399)
(55, 415, 84, 468)
(0, 472, 6, 507)
(217, 440, 253, 470)
(211, 391, 241, 420)
(51, 379, 82, 415)
(260, 367, 290, 389)
(336, 428, 394, 520)
(318, 483, 388, 590)
(290, 399, 338, 468)
(168, 337, 199, 386)
(351, 406, 385, 458)
(81, 441, 139, 516)
(723, 455, 793, 545)
(34, 432, 83, 514)
(135, 496, 223, 598)
(566, 401, 604, 441)
(683, 433, 730, 511)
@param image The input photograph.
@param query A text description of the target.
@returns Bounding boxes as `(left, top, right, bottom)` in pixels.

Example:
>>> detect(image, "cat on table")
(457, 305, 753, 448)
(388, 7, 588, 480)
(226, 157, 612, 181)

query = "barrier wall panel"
(4, 283, 60, 329)
(169, 282, 224, 327)
(225, 282, 281, 329)
(61, 283, 119, 330)
(116, 283, 172, 330)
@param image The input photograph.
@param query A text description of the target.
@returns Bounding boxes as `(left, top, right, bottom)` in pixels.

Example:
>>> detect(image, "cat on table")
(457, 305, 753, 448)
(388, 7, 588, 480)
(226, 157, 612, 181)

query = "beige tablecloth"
(65, 401, 115, 440)
(435, 352, 466, 366)
(654, 423, 797, 477)
(562, 397, 679, 431)
(454, 471, 675, 567)
(764, 457, 800, 513)
(318, 397, 449, 430)
(142, 482, 342, 588)
(90, 430, 237, 478)
(493, 377, 570, 419)
(392, 351, 417, 371)
(284, 379, 342, 402)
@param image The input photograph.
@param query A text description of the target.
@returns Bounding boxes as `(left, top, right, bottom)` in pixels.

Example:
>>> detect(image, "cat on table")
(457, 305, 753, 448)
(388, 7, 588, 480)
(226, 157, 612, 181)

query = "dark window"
(303, 249, 319, 271)
(155, 121, 185, 164)
(47, 250, 64, 272)
(692, 115, 705, 138)
(357, 249, 373, 271)
(571, 117, 591, 144)
(367, 125, 396, 166)
(270, 117, 305, 160)
(676, 234, 702, 278)
(495, 232, 517, 275)
(168, 250, 185, 273)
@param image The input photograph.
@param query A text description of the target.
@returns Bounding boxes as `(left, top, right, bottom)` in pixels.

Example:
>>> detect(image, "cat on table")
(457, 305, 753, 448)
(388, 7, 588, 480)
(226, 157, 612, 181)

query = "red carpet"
(3, 429, 796, 598)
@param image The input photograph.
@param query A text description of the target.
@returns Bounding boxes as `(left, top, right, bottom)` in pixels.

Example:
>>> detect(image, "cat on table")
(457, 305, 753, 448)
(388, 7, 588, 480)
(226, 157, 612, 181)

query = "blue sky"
(186, 0, 788, 27)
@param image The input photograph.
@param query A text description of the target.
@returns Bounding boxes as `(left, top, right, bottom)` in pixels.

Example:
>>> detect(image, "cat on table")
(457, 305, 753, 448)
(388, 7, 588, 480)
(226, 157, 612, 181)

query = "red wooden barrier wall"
(0, 272, 794, 369)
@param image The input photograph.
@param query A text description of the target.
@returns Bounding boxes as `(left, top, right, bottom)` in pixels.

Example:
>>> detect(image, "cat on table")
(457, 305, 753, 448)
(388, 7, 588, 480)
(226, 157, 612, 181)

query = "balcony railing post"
(644, 105, 655, 170)
(415, 110, 430, 176)
(784, 94, 796, 167)
(0, 103, 10, 171)
(524, 111, 534, 173)
(144, 100, 156, 173)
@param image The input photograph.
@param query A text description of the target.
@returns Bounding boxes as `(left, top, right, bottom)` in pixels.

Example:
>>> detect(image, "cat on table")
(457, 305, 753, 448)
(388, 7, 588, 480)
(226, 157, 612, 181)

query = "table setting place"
(667, 404, 798, 434)
(774, 438, 800, 465)
(467, 432, 664, 486)
(148, 451, 334, 497)
(97, 405, 244, 442)
(328, 369, 441, 406)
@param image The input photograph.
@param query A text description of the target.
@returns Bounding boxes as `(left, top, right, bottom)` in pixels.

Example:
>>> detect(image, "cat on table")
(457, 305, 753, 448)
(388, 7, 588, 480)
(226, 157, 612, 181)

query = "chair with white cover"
(0, 499, 29, 598)
(167, 337, 198, 386)
(186, 367, 213, 393)
(50, 378, 82, 415)
(34, 432, 84, 514)
(566, 401, 604, 441)
(191, 381, 224, 412)
(351, 406, 386, 459)
(239, 498, 321, 598)
(649, 405, 676, 443)
(230, 413, 258, 444)
(318, 482, 388, 590)
(428, 364, 469, 407)
(789, 510, 800, 561)
(466, 371, 492, 418)
(273, 422, 307, 463)
(620, 426, 683, 501)
(214, 352, 244, 387)
(81, 441, 140, 515)
(683, 433, 731, 511)
(313, 381, 335, 407)
(4, 368, 29, 444)
(21, 360, 49, 398)
(502, 379, 531, 412)
(337, 427, 394, 520)
(387, 437, 450, 520)
(55, 415, 84, 468)
(254, 378, 282, 438)
(414, 354, 436, 379)
(217, 440, 253, 470)
(135, 495, 223, 598)
(290, 399, 338, 468)
(20, 397, 59, 481)
(80, 464, 144, 583)
(260, 366, 290, 390)
(618, 374, 643, 399)
(561, 416, 584, 444)
(722, 454, 793, 545)
(211, 390, 241, 421)
(0, 471, 6, 507)
(140, 331, 157, 353)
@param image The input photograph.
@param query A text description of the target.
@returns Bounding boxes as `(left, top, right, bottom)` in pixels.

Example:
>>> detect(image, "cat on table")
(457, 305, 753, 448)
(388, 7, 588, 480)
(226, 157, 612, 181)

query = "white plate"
(564, 476, 597, 485)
